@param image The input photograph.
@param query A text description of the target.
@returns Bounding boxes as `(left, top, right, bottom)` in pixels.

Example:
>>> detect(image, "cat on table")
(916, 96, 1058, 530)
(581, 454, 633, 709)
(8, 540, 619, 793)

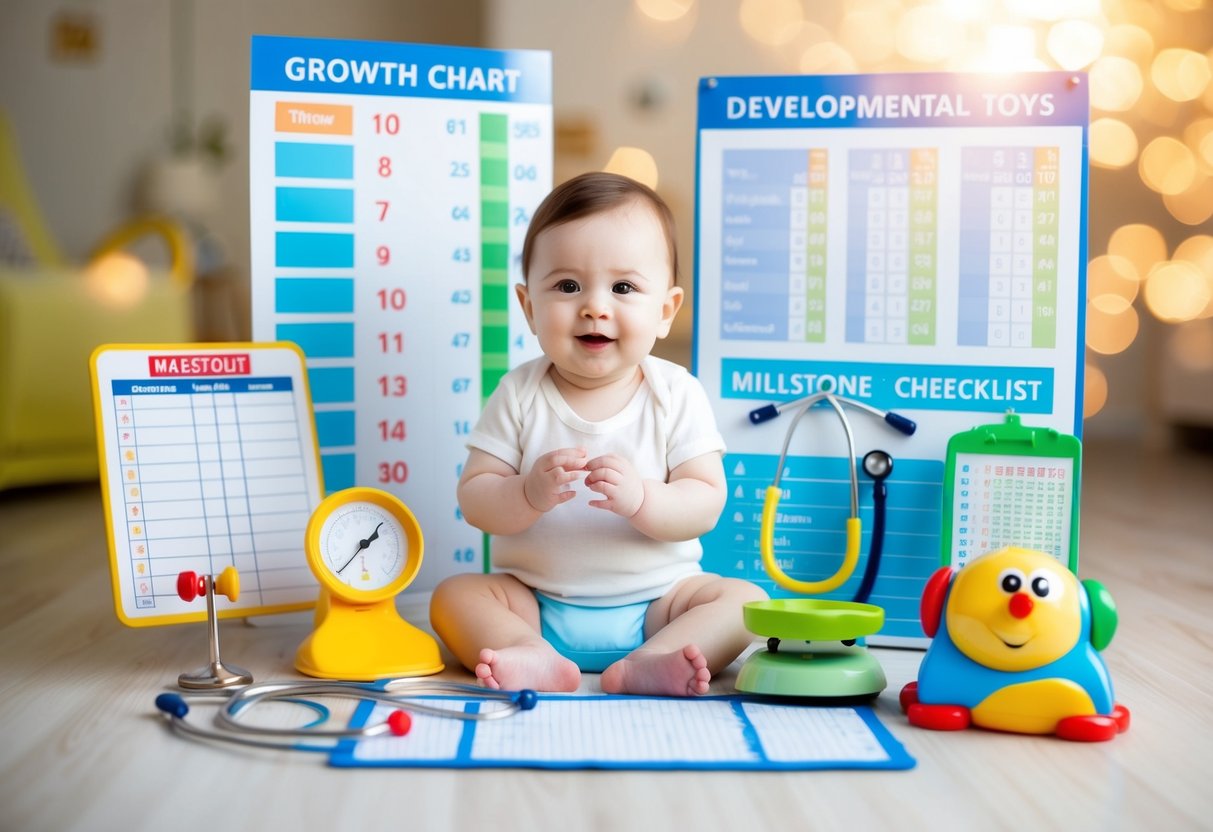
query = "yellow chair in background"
(0, 111, 195, 490)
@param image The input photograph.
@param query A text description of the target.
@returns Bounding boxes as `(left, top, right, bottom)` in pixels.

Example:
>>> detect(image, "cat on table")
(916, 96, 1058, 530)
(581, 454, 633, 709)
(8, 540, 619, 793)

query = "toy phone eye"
(1028, 569, 1063, 601)
(998, 568, 1025, 594)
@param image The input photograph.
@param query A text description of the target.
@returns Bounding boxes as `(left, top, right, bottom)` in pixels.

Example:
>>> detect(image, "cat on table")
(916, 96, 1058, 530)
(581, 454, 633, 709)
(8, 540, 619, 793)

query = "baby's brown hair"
(521, 172, 679, 285)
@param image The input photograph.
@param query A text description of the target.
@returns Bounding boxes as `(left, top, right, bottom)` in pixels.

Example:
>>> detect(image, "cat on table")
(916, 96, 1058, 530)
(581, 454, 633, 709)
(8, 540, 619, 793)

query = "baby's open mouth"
(578, 334, 614, 344)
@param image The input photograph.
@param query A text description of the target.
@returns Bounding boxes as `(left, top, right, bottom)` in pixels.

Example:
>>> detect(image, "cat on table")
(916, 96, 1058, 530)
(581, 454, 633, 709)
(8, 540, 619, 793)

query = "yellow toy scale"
(296, 487, 444, 680)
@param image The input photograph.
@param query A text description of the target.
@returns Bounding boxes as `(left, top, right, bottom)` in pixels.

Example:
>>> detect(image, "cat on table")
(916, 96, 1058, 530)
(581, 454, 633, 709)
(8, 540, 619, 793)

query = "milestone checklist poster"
(694, 72, 1088, 644)
(249, 36, 551, 593)
(90, 343, 324, 626)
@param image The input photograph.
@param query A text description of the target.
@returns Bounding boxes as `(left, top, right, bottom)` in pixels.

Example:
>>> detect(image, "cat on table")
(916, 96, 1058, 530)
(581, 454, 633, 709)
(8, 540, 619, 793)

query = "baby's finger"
(584, 453, 623, 471)
(583, 467, 619, 487)
(545, 447, 588, 472)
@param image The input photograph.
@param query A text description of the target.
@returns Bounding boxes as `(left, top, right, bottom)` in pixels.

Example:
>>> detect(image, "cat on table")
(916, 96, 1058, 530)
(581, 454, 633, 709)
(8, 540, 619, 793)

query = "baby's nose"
(580, 290, 611, 317)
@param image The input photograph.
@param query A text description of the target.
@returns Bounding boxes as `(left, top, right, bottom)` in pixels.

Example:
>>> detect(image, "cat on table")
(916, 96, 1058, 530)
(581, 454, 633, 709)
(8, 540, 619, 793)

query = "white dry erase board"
(249, 36, 551, 593)
(693, 72, 1088, 645)
(91, 343, 325, 626)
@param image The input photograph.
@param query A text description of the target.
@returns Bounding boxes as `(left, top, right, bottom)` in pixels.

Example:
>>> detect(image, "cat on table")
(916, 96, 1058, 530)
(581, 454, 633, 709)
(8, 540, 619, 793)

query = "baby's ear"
(515, 283, 538, 334)
(657, 285, 684, 337)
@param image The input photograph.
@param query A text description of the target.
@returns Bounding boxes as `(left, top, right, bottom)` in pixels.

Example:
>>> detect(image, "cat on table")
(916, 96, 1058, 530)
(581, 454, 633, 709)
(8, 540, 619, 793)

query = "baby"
(430, 172, 766, 696)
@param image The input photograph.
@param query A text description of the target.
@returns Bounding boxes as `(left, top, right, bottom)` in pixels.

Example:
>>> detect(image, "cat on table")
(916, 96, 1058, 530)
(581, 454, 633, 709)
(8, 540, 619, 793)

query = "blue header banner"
(698, 71, 1088, 130)
(112, 377, 295, 396)
(251, 35, 551, 104)
(722, 358, 1054, 414)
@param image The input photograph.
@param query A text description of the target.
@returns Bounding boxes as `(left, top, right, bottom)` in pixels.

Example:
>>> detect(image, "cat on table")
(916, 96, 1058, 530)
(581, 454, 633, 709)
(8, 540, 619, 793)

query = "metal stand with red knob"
(175, 566, 253, 690)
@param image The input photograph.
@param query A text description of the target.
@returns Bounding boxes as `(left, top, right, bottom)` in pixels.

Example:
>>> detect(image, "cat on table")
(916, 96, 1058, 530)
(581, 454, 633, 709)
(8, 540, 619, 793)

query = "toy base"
(735, 646, 886, 699)
(178, 660, 253, 690)
(296, 597, 444, 681)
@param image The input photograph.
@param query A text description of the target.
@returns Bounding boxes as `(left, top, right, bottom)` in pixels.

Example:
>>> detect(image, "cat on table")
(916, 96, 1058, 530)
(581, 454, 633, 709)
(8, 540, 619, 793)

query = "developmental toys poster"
(249, 36, 551, 593)
(693, 72, 1088, 644)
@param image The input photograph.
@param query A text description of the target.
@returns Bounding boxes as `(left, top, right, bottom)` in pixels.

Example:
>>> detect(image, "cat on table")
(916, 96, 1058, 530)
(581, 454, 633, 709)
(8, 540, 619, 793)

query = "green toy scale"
(735, 599, 887, 698)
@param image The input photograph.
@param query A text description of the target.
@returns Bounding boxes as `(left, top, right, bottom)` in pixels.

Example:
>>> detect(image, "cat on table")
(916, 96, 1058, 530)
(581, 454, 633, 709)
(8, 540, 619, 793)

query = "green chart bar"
(805, 149, 828, 342)
(480, 113, 510, 403)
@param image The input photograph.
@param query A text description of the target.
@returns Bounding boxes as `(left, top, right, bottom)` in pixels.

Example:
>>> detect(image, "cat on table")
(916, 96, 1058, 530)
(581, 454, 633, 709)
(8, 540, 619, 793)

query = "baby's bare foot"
(600, 644, 711, 697)
(475, 645, 580, 692)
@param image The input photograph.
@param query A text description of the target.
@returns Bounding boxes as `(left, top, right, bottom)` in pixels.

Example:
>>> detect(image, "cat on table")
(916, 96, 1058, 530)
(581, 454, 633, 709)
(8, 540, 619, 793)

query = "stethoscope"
(750, 389, 915, 599)
(154, 678, 538, 753)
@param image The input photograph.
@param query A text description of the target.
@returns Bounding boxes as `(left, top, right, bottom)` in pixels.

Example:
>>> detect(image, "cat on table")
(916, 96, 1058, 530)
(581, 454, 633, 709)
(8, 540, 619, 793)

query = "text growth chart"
(695, 72, 1088, 644)
(250, 37, 551, 593)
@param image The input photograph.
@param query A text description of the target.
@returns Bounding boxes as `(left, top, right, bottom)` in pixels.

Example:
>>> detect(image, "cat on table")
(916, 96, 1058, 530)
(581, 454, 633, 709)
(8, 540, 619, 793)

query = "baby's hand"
(584, 454, 644, 518)
(523, 447, 587, 513)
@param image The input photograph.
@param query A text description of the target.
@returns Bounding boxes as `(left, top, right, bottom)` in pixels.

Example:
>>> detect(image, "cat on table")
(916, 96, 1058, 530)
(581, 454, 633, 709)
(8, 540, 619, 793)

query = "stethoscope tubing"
(754, 392, 913, 598)
(155, 678, 537, 753)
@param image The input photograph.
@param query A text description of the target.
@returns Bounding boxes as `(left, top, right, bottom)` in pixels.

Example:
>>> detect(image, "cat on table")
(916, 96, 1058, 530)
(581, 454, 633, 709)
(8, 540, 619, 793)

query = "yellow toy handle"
(760, 485, 861, 594)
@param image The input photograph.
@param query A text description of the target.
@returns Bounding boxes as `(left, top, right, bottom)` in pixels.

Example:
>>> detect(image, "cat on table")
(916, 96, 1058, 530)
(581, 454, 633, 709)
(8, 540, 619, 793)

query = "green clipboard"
(940, 412, 1081, 572)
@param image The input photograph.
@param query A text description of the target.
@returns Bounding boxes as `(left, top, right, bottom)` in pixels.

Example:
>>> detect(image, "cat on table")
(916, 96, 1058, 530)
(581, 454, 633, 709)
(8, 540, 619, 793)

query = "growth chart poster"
(250, 36, 551, 593)
(693, 72, 1088, 644)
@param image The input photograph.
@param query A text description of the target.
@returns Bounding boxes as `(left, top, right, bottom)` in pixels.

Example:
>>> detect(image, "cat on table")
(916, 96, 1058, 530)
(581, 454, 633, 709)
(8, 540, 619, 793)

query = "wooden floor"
(1, 440, 1211, 831)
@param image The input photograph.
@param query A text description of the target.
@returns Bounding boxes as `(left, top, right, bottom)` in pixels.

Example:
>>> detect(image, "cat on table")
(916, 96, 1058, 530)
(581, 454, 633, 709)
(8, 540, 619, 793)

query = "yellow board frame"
(90, 342, 325, 627)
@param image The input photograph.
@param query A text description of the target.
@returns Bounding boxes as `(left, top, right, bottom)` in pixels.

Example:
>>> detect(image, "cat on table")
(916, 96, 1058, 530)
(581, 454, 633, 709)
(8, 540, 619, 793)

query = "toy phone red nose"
(1009, 592, 1034, 619)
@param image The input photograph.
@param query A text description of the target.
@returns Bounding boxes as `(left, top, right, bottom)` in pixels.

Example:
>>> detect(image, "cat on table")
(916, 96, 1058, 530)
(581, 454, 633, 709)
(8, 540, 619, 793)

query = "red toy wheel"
(1056, 714, 1120, 742)
(907, 702, 971, 731)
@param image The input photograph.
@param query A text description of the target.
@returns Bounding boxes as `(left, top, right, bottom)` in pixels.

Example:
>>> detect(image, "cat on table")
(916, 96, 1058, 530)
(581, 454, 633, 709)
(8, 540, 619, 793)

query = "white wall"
(0, 0, 480, 280)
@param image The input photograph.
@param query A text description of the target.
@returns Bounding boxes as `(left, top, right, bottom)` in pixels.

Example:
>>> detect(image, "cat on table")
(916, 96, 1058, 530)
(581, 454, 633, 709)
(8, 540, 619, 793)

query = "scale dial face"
(319, 503, 406, 591)
(305, 488, 424, 602)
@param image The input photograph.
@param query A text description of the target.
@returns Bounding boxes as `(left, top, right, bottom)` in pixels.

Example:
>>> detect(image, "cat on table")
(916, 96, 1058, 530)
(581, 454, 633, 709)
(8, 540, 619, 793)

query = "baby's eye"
(612, 281, 636, 294)
(556, 280, 579, 293)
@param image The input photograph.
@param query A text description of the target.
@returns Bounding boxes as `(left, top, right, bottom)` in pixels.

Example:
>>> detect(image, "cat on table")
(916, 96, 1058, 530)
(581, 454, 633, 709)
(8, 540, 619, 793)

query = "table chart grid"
(111, 378, 316, 612)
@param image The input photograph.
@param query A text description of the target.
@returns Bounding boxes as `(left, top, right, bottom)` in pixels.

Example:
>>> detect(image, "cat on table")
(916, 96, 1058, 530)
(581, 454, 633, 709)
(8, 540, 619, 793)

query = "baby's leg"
(430, 572, 580, 692)
(600, 574, 767, 696)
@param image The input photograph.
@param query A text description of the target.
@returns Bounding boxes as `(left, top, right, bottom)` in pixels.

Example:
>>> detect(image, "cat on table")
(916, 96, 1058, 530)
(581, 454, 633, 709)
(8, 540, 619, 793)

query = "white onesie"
(467, 355, 726, 607)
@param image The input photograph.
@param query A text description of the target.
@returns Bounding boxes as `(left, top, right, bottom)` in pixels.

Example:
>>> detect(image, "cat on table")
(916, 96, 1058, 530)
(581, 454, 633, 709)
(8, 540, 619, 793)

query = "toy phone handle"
(760, 486, 860, 594)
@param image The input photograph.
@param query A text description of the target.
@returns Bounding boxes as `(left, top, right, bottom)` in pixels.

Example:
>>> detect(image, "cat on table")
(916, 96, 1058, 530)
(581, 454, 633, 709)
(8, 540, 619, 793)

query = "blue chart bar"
(720, 149, 804, 342)
(958, 147, 994, 345)
(314, 410, 356, 447)
(275, 142, 354, 179)
(308, 367, 355, 404)
(277, 323, 355, 358)
(275, 277, 355, 313)
(322, 453, 357, 493)
(276, 232, 354, 268)
(276, 187, 355, 223)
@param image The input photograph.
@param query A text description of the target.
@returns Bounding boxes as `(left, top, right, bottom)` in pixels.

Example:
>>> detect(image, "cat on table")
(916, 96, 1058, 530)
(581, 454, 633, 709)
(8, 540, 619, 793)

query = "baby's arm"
(584, 451, 726, 542)
(458, 446, 588, 535)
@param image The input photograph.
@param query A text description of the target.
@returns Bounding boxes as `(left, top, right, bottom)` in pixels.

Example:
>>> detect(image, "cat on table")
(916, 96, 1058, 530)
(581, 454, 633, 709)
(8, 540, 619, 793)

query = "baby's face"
(516, 199, 683, 391)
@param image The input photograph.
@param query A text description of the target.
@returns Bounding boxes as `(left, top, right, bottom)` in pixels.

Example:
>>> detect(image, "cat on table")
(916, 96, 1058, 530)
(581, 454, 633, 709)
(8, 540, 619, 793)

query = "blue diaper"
(535, 594, 649, 673)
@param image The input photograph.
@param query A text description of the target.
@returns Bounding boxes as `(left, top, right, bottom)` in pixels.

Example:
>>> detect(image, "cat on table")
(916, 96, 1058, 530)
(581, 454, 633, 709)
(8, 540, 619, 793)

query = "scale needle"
(336, 523, 383, 575)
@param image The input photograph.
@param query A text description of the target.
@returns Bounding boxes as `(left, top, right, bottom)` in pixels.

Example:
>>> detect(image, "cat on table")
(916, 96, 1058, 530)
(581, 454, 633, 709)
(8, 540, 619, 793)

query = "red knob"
(1009, 592, 1034, 619)
(177, 571, 205, 602)
(387, 710, 412, 736)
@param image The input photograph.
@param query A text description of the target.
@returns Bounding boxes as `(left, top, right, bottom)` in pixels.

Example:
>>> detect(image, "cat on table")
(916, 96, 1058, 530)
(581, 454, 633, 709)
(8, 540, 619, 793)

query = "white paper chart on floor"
(249, 36, 552, 593)
(693, 71, 1089, 645)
